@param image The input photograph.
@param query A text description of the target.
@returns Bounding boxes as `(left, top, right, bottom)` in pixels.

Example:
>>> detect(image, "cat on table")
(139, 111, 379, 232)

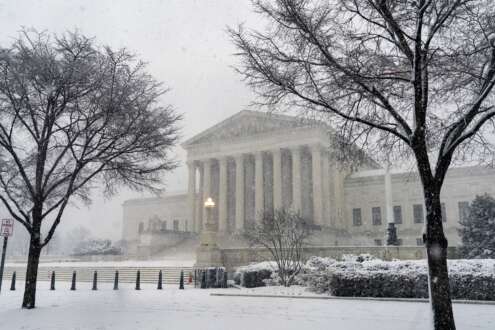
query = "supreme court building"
(122, 110, 495, 258)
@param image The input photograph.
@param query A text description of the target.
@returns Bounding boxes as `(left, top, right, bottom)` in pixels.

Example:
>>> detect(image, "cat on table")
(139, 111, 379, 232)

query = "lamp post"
(204, 197, 216, 234)
(195, 197, 223, 267)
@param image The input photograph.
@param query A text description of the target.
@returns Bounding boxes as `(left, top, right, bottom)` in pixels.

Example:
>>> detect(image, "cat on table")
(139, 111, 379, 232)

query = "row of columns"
(187, 145, 328, 233)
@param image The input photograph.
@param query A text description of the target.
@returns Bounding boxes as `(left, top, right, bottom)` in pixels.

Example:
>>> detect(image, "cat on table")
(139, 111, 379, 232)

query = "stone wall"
(220, 246, 460, 270)
(343, 166, 495, 247)
(135, 231, 196, 259)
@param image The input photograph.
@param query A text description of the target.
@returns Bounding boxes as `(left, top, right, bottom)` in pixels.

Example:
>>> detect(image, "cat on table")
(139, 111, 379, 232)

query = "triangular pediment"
(182, 110, 322, 147)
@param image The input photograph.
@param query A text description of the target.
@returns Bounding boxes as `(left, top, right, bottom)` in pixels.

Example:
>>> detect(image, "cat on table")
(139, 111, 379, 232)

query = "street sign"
(0, 219, 14, 237)
(0, 219, 13, 293)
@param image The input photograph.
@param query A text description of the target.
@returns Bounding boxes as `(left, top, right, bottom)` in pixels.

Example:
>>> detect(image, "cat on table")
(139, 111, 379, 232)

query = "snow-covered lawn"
(0, 282, 494, 330)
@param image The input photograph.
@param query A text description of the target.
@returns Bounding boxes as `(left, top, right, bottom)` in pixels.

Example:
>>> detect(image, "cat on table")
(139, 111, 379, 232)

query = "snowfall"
(1, 282, 494, 330)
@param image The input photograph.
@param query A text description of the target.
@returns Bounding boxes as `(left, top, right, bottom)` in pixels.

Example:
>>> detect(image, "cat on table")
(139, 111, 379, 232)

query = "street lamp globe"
(204, 197, 215, 208)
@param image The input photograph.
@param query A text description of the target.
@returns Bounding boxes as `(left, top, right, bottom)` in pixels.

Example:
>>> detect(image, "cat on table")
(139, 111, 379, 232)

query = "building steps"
(3, 266, 194, 285)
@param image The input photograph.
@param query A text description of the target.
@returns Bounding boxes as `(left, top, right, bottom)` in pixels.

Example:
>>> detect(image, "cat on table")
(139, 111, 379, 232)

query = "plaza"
(1, 282, 493, 330)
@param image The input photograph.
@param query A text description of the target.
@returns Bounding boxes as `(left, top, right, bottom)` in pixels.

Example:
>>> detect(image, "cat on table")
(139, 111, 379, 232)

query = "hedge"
(301, 256, 495, 300)
(235, 256, 495, 300)
(234, 262, 275, 288)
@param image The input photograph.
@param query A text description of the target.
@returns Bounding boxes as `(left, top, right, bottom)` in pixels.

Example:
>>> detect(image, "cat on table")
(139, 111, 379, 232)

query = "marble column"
(187, 161, 196, 232)
(311, 145, 323, 225)
(196, 164, 204, 232)
(290, 146, 302, 212)
(254, 151, 264, 222)
(202, 159, 212, 229)
(385, 164, 393, 223)
(272, 148, 283, 210)
(235, 154, 245, 232)
(322, 151, 331, 226)
(218, 157, 228, 233)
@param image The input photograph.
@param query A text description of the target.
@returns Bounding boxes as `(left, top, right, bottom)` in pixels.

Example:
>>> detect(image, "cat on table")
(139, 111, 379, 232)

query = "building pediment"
(182, 110, 324, 147)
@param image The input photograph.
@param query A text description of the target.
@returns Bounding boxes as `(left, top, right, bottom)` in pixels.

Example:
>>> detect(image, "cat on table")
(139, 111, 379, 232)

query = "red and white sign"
(0, 219, 14, 237)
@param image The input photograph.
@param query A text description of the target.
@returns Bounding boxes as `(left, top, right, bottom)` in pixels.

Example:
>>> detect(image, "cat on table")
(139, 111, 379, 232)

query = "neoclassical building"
(122, 110, 495, 257)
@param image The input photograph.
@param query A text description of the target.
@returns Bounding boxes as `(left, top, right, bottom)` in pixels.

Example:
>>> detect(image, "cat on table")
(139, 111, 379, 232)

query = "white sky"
(0, 0, 260, 240)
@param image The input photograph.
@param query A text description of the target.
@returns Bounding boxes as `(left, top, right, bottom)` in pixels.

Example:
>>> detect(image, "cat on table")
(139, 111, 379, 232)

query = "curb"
(209, 293, 495, 305)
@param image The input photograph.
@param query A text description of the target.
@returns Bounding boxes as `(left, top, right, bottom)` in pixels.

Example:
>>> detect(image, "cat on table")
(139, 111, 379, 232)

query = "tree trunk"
(423, 187, 456, 330)
(22, 233, 42, 309)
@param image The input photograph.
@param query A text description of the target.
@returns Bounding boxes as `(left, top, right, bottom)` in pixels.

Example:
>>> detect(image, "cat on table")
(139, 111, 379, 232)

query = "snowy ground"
(1, 282, 494, 330)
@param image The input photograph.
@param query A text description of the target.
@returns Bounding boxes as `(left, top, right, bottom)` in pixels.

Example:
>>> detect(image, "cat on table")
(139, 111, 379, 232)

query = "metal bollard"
(135, 270, 141, 290)
(50, 271, 55, 290)
(92, 271, 97, 291)
(70, 271, 76, 290)
(157, 270, 162, 290)
(113, 271, 119, 290)
(223, 271, 228, 288)
(179, 270, 184, 290)
(200, 270, 206, 289)
(10, 271, 15, 291)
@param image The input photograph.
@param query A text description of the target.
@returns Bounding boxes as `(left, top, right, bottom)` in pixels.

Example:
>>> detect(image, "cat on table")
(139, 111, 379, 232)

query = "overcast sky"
(0, 0, 261, 240)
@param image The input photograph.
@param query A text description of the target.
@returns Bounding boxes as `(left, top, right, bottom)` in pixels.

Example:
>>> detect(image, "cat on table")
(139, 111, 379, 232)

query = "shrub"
(72, 239, 122, 256)
(327, 271, 429, 298)
(234, 262, 275, 288)
(301, 256, 495, 300)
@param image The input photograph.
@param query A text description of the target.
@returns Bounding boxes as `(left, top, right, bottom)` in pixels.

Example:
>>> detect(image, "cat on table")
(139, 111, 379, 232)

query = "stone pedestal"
(195, 246, 223, 267)
(195, 206, 224, 267)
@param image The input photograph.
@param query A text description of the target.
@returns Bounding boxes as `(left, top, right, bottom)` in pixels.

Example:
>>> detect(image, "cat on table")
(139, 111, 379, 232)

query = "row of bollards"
(7, 269, 193, 291)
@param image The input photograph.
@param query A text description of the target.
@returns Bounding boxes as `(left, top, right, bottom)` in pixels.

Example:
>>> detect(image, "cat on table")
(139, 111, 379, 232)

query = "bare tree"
(244, 209, 311, 287)
(0, 30, 181, 308)
(230, 1, 495, 328)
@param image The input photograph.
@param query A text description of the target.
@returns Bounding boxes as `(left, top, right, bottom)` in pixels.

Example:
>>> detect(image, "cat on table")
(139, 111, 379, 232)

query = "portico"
(182, 110, 341, 234)
(122, 110, 495, 259)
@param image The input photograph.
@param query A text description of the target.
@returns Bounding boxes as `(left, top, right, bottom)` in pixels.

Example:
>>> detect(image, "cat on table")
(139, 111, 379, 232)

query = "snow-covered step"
(3, 266, 195, 284)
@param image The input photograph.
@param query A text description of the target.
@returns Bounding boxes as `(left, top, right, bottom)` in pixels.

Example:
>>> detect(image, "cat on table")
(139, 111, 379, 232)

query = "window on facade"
(161, 221, 167, 231)
(441, 203, 447, 223)
(397, 238, 403, 246)
(173, 219, 180, 231)
(352, 208, 362, 226)
(372, 207, 382, 225)
(138, 222, 144, 234)
(374, 239, 382, 246)
(458, 201, 470, 222)
(413, 204, 424, 223)
(393, 205, 402, 224)
(416, 238, 423, 246)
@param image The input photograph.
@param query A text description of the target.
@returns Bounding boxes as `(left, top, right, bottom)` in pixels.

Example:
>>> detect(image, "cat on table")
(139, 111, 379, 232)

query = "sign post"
(0, 219, 14, 293)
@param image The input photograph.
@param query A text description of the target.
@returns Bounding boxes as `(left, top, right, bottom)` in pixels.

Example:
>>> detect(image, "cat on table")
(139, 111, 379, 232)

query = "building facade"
(122, 110, 495, 257)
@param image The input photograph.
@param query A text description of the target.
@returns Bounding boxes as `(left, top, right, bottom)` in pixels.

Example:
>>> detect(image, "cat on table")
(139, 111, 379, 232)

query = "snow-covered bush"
(236, 256, 495, 300)
(328, 271, 429, 298)
(234, 261, 276, 288)
(301, 255, 495, 300)
(243, 209, 312, 286)
(72, 239, 122, 256)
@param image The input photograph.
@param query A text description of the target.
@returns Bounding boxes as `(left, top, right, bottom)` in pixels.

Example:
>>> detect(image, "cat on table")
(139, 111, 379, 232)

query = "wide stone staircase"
(3, 266, 194, 285)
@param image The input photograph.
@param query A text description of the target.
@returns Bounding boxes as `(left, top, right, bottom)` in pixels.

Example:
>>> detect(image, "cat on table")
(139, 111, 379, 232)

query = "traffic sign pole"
(0, 219, 14, 294)
(0, 236, 8, 293)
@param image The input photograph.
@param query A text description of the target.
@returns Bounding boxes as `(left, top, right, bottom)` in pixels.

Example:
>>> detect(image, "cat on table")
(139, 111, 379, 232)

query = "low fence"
(3, 266, 194, 285)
